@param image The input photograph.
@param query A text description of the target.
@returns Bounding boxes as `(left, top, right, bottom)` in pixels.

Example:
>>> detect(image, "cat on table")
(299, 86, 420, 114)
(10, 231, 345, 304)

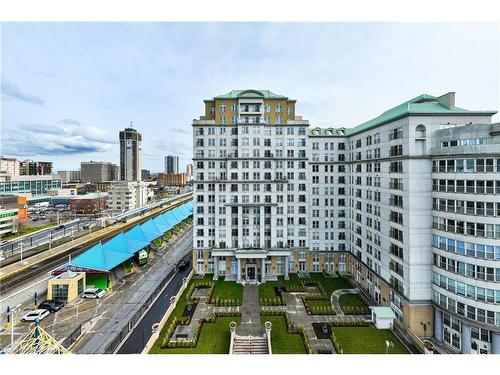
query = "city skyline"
(1, 23, 499, 172)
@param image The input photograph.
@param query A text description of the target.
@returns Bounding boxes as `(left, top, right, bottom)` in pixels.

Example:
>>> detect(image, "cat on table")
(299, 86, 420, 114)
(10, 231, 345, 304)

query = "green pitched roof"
(208, 89, 289, 100)
(310, 93, 497, 137)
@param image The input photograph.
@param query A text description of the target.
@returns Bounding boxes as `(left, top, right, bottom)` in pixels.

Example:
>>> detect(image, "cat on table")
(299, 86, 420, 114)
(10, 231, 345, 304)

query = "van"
(81, 288, 106, 299)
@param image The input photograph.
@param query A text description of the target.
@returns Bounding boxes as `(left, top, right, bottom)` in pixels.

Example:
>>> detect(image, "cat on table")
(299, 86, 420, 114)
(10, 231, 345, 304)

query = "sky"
(1, 22, 499, 172)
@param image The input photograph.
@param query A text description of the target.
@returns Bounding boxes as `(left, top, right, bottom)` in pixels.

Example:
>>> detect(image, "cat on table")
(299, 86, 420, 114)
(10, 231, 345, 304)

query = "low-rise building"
(77, 181, 115, 195)
(69, 192, 108, 214)
(107, 181, 149, 214)
(0, 175, 62, 196)
(157, 172, 187, 186)
(0, 195, 27, 237)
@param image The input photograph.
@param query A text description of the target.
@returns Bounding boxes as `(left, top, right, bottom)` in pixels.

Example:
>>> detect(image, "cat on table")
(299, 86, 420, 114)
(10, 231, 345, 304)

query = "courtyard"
(150, 272, 410, 354)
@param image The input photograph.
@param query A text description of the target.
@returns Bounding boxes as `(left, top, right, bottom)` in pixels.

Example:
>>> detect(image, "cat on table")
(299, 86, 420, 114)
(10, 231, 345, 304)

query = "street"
(116, 263, 191, 353)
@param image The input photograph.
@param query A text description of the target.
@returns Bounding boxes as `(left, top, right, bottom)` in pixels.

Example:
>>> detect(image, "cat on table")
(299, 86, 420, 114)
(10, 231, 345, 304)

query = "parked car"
(21, 309, 50, 322)
(81, 288, 106, 299)
(177, 259, 190, 270)
(38, 300, 65, 312)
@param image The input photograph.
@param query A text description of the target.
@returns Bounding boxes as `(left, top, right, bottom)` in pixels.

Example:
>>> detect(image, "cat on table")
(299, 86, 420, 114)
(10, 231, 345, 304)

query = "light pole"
(19, 242, 25, 264)
(9, 305, 19, 353)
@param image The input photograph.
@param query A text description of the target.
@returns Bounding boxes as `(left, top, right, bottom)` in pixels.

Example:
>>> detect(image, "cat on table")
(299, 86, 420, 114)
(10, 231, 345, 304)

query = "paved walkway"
(236, 285, 265, 336)
(172, 295, 214, 341)
(330, 288, 361, 316)
(284, 292, 336, 354)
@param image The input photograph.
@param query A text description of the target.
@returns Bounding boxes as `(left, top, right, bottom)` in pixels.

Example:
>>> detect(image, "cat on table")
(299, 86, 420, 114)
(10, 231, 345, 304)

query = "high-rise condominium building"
(120, 127, 142, 181)
(0, 158, 20, 176)
(192, 89, 500, 354)
(165, 155, 179, 174)
(80, 161, 118, 183)
(20, 160, 52, 175)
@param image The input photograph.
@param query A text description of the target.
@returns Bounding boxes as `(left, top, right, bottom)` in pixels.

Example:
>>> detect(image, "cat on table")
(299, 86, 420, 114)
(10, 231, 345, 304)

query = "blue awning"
(152, 216, 170, 233)
(140, 219, 162, 241)
(71, 243, 133, 272)
(123, 225, 150, 253)
(162, 211, 178, 228)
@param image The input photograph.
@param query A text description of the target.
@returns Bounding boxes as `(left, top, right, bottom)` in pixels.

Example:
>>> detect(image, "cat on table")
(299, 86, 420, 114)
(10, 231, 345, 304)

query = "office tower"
(81, 161, 116, 183)
(120, 127, 142, 181)
(165, 155, 179, 174)
(192, 89, 500, 353)
(56, 170, 81, 183)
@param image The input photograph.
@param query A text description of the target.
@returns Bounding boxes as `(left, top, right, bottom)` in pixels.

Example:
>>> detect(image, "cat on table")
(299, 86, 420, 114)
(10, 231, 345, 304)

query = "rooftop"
(309, 92, 497, 137)
(206, 89, 294, 101)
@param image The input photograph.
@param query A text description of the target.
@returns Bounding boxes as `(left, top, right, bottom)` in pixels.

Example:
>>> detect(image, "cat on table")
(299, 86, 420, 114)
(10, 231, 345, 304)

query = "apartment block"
(191, 89, 499, 353)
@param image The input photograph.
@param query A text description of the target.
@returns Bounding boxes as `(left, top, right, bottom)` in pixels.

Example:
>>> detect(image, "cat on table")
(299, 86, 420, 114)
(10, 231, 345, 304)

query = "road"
(116, 263, 191, 353)
(75, 227, 193, 354)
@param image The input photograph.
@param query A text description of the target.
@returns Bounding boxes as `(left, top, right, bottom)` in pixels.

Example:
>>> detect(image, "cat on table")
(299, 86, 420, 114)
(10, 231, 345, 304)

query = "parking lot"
(0, 226, 193, 353)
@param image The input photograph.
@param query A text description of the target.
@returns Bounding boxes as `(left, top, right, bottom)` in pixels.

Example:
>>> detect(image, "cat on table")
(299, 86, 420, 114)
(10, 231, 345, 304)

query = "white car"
(81, 288, 106, 299)
(21, 309, 50, 322)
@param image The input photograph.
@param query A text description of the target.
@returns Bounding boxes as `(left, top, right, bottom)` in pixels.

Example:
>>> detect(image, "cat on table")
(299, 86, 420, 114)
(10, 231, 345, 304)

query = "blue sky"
(1, 22, 499, 172)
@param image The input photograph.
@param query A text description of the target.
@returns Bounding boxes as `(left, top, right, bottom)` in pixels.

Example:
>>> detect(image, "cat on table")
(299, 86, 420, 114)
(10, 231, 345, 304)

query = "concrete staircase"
(232, 335, 269, 354)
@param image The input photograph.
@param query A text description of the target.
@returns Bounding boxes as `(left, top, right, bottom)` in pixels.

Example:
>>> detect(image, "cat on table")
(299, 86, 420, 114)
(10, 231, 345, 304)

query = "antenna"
(129, 121, 134, 129)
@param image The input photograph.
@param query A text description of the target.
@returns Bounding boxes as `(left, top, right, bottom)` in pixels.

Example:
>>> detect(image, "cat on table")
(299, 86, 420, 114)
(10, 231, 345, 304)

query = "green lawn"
(261, 315, 306, 354)
(259, 274, 302, 300)
(212, 276, 243, 303)
(332, 326, 409, 354)
(306, 299, 333, 309)
(307, 273, 353, 296)
(339, 294, 368, 309)
(150, 317, 240, 354)
(4, 223, 56, 240)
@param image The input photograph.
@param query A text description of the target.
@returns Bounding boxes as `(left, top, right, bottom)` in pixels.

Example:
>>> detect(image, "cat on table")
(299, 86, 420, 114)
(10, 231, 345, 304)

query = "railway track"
(0, 195, 192, 294)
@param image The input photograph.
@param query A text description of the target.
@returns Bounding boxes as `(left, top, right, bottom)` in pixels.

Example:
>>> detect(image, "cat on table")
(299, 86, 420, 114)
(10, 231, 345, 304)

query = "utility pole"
(10, 307, 16, 353)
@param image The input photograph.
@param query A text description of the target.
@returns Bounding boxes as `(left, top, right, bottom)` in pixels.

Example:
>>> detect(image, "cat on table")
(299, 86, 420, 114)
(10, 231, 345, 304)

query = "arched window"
(415, 124, 426, 138)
